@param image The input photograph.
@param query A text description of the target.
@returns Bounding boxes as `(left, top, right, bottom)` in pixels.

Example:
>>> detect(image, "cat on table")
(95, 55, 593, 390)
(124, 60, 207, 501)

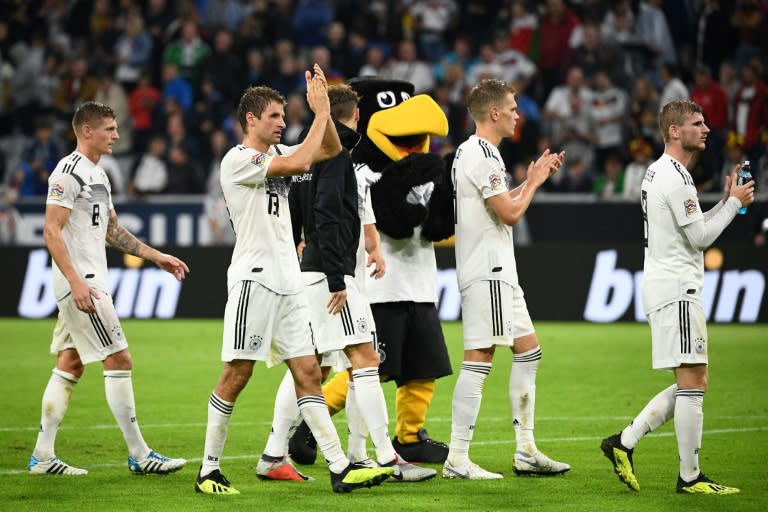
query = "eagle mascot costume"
(289, 77, 455, 464)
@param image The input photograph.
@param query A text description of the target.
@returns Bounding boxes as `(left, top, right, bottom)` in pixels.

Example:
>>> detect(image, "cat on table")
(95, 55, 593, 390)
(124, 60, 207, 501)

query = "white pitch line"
(2, 427, 765, 476)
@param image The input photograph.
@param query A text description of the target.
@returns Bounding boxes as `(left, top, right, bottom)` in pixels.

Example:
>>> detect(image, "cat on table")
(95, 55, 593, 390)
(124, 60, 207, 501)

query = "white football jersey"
(46, 152, 114, 301)
(452, 135, 518, 290)
(220, 143, 302, 294)
(640, 153, 704, 313)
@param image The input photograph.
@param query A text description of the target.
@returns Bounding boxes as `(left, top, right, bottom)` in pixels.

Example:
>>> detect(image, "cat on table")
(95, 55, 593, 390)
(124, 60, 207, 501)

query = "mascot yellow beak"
(366, 94, 449, 162)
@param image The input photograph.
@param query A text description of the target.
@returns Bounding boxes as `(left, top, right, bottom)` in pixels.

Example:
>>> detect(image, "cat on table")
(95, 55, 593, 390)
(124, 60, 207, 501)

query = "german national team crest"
(249, 335, 263, 351)
(356, 317, 369, 334)
(111, 325, 124, 341)
(684, 198, 698, 217)
(694, 337, 706, 354)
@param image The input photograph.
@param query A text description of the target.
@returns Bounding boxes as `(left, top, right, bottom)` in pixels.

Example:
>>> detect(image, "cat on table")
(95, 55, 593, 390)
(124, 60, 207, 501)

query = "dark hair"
(237, 86, 286, 132)
(72, 101, 116, 134)
(328, 84, 359, 121)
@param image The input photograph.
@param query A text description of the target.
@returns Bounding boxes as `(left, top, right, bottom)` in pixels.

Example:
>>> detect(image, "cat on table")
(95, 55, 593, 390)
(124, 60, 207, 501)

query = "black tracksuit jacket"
(289, 121, 362, 292)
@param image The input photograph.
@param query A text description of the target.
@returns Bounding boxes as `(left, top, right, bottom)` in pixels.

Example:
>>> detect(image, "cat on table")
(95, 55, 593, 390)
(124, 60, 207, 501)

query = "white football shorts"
(461, 279, 534, 349)
(649, 300, 708, 370)
(304, 274, 375, 357)
(221, 280, 317, 367)
(51, 292, 129, 364)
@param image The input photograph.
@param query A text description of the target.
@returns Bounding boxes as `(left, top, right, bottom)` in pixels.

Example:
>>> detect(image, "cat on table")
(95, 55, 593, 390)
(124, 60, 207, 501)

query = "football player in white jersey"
(601, 100, 754, 495)
(30, 101, 190, 476)
(445, 79, 569, 480)
(195, 65, 393, 495)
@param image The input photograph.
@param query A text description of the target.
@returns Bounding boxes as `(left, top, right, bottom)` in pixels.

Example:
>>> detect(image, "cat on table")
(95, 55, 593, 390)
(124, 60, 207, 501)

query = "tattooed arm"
(106, 209, 190, 281)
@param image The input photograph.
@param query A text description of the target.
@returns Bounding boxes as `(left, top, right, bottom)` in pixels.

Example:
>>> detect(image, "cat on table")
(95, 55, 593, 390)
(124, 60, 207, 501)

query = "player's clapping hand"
(155, 253, 190, 281)
(305, 63, 330, 117)
(528, 149, 564, 186)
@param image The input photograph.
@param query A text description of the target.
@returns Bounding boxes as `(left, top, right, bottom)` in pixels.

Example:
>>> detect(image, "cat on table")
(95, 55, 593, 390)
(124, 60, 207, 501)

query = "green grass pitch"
(0, 319, 766, 511)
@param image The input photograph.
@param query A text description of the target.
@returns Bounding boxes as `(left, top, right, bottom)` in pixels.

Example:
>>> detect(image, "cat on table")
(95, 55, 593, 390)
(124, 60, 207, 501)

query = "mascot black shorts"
(372, 301, 453, 385)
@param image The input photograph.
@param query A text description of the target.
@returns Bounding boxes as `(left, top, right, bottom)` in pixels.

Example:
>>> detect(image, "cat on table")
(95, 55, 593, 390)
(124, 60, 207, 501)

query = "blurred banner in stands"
(3, 244, 765, 323)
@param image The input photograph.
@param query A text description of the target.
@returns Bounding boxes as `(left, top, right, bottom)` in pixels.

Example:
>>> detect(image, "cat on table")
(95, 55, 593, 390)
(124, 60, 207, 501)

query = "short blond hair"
(466, 79, 516, 122)
(658, 100, 704, 142)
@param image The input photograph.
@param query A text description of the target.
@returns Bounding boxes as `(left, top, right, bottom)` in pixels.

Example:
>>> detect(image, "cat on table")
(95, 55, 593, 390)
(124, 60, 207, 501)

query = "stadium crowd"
(0, 0, 766, 210)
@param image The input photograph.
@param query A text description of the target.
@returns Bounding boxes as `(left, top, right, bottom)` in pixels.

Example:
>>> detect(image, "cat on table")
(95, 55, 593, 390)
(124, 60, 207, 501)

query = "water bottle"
(736, 161, 752, 215)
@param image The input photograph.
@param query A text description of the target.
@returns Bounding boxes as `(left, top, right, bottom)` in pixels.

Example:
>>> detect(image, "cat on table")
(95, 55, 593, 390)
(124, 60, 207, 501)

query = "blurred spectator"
(164, 111, 200, 163)
(719, 131, 748, 193)
(719, 61, 742, 117)
(161, 60, 193, 114)
(52, 57, 98, 140)
(310, 45, 344, 85)
(567, 20, 628, 90)
(203, 129, 235, 245)
(201, 29, 246, 111)
(433, 34, 476, 84)
(129, 72, 162, 154)
(14, 118, 61, 196)
(458, 0, 502, 48)
(90, 0, 121, 64)
(732, 62, 768, 161)
(694, 0, 737, 79)
(628, 75, 660, 144)
(634, 0, 677, 82)
(442, 62, 467, 104)
(544, 66, 595, 169)
(590, 70, 627, 171)
(202, 0, 246, 33)
(129, 134, 168, 195)
(623, 136, 654, 199)
(551, 155, 594, 193)
(9, 33, 45, 136)
(506, 0, 538, 57)
(536, 0, 581, 102)
(293, 0, 334, 49)
(0, 185, 21, 245)
(359, 45, 388, 77)
(143, 0, 175, 82)
(245, 47, 265, 86)
(691, 65, 729, 188)
(326, 22, 363, 80)
(163, 19, 210, 92)
(98, 152, 125, 196)
(282, 93, 309, 146)
(407, 0, 459, 64)
(165, 143, 204, 194)
(94, 66, 133, 158)
(593, 152, 625, 198)
(433, 80, 467, 148)
(114, 10, 153, 91)
(388, 39, 435, 93)
(467, 43, 505, 86)
(36, 52, 62, 121)
(730, 0, 768, 71)
(492, 33, 536, 87)
(659, 62, 689, 108)
(268, 52, 305, 97)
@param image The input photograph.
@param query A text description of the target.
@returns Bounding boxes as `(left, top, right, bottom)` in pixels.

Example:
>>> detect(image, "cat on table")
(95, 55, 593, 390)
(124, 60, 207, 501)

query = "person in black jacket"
(256, 84, 436, 482)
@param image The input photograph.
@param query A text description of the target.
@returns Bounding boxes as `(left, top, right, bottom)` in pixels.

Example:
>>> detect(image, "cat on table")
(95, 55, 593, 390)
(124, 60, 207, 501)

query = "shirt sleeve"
(46, 173, 79, 209)
(666, 184, 703, 227)
(363, 187, 376, 225)
(471, 156, 508, 200)
(229, 148, 274, 186)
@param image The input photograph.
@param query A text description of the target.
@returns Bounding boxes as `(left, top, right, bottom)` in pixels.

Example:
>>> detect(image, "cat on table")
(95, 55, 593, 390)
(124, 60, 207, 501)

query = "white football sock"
(346, 381, 369, 462)
(448, 362, 491, 464)
(201, 392, 234, 476)
(621, 384, 677, 449)
(263, 370, 299, 459)
(298, 396, 348, 473)
(675, 389, 704, 482)
(33, 369, 79, 461)
(510, 347, 540, 455)
(351, 367, 396, 464)
(104, 370, 150, 459)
